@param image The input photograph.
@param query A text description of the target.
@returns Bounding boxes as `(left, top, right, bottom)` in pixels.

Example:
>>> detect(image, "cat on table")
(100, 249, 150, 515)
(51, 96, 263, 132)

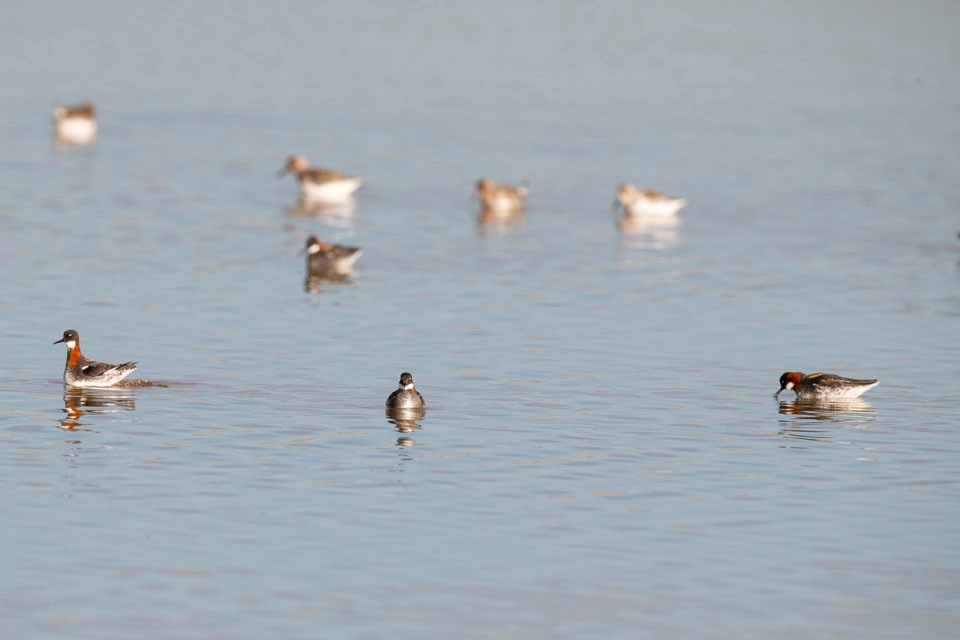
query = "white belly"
(55, 118, 98, 145)
(800, 381, 879, 400)
(64, 367, 135, 388)
(301, 177, 363, 202)
(623, 198, 686, 217)
(486, 194, 523, 213)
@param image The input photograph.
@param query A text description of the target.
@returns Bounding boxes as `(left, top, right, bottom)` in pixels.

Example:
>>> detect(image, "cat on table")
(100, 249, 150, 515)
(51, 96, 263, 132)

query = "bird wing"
(328, 245, 360, 258)
(304, 168, 349, 183)
(640, 189, 668, 200)
(81, 359, 136, 376)
(807, 372, 876, 387)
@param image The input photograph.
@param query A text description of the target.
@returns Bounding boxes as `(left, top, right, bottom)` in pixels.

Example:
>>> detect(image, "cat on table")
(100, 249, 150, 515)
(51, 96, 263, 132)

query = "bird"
(616, 184, 687, 217)
(774, 371, 879, 401)
(304, 235, 362, 277)
(52, 102, 97, 145)
(53, 329, 137, 388)
(386, 372, 425, 410)
(279, 155, 363, 203)
(475, 178, 527, 214)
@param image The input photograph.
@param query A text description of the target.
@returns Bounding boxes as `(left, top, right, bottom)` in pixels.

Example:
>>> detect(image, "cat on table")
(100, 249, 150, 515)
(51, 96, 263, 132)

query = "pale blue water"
(1, 2, 959, 638)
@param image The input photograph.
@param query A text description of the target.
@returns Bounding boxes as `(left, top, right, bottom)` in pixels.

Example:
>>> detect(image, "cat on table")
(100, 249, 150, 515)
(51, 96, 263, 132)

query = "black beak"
(53, 337, 64, 344)
(611, 199, 621, 212)
(773, 388, 783, 399)
(277, 166, 290, 178)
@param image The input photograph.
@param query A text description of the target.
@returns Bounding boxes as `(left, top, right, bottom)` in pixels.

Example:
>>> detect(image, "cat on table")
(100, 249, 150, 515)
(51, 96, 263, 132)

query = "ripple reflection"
(60, 386, 136, 431)
(386, 407, 425, 432)
(776, 398, 876, 444)
(304, 271, 356, 294)
(617, 215, 681, 250)
(778, 398, 875, 418)
(477, 207, 525, 236)
(287, 197, 358, 223)
(386, 407, 425, 447)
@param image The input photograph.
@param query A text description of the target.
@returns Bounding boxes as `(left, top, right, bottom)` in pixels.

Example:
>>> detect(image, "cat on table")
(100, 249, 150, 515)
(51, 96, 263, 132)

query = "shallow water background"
(1, 1, 959, 638)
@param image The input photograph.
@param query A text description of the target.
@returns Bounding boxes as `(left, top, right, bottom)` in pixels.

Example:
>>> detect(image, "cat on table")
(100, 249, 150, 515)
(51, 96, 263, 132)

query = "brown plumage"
(475, 178, 527, 212)
(55, 102, 96, 119)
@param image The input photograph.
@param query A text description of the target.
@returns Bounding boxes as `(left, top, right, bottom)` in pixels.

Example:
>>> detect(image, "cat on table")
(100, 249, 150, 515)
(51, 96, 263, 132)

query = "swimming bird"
(774, 371, 879, 400)
(304, 235, 362, 276)
(386, 372, 425, 409)
(616, 184, 687, 217)
(476, 178, 527, 214)
(53, 329, 137, 388)
(279, 155, 363, 202)
(53, 102, 97, 145)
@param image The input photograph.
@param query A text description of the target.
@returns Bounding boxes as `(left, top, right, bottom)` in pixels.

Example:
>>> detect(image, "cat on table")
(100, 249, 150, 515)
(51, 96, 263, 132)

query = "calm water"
(2, 2, 959, 638)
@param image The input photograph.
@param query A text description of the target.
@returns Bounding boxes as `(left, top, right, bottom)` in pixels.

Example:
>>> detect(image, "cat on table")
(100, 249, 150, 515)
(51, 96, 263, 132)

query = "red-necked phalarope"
(54, 329, 137, 388)
(616, 184, 687, 217)
(279, 155, 363, 202)
(774, 371, 879, 400)
(476, 178, 527, 214)
(304, 235, 362, 276)
(386, 372, 425, 409)
(53, 102, 97, 145)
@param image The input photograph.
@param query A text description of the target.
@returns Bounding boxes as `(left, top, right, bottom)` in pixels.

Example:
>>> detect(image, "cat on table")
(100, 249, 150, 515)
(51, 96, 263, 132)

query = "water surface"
(1, 2, 958, 638)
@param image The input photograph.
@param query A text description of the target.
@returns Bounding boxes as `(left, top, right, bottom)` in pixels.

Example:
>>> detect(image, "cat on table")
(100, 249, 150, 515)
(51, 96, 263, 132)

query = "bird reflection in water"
(305, 271, 356, 294)
(287, 197, 358, 223)
(777, 398, 876, 444)
(386, 406, 425, 448)
(617, 215, 681, 251)
(476, 206, 525, 236)
(60, 386, 136, 431)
